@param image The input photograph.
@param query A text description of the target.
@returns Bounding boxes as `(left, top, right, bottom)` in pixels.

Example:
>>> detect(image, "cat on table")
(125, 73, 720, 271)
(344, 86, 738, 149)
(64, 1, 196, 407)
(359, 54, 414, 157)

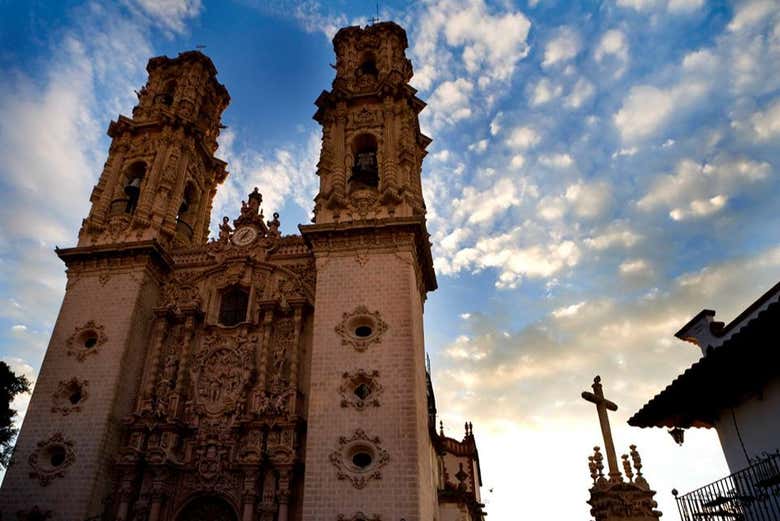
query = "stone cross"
(582, 375, 622, 482)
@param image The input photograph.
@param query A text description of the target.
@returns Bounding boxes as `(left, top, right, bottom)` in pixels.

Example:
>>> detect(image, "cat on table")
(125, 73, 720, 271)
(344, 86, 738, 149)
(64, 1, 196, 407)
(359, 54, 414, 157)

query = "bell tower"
(79, 51, 229, 248)
(311, 21, 431, 225)
(0, 52, 229, 520)
(300, 22, 438, 521)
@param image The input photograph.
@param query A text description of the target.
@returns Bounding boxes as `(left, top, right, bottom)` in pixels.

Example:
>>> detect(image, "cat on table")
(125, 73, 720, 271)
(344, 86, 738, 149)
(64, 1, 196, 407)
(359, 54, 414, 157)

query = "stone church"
(0, 21, 485, 521)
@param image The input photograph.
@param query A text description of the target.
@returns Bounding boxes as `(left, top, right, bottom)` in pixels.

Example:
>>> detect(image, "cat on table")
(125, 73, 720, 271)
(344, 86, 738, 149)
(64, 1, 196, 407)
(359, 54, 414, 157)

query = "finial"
(464, 422, 469, 438)
(593, 447, 605, 483)
(630, 444, 650, 489)
(588, 455, 598, 484)
(621, 454, 634, 482)
(439, 420, 444, 437)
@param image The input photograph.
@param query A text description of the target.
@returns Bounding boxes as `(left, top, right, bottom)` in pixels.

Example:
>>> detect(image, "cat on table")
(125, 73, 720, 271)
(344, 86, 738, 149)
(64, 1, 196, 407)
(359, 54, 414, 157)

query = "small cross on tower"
(582, 375, 622, 483)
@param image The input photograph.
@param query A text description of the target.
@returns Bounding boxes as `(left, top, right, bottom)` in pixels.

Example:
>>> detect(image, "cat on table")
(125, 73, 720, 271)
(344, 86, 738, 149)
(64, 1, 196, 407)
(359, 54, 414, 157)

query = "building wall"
(0, 264, 158, 519)
(715, 378, 780, 472)
(301, 246, 434, 521)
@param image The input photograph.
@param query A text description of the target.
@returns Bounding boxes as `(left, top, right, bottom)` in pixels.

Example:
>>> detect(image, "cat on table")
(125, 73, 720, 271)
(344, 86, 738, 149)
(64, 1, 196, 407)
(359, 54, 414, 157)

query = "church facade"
(0, 22, 484, 521)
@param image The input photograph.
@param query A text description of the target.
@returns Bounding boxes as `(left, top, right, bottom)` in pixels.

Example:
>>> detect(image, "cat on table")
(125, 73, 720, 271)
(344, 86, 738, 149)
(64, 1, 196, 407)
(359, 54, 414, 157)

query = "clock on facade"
(231, 226, 258, 246)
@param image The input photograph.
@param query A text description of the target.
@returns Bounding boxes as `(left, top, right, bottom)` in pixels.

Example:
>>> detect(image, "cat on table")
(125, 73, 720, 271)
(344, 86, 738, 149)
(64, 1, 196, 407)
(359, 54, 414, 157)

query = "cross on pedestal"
(582, 375, 622, 483)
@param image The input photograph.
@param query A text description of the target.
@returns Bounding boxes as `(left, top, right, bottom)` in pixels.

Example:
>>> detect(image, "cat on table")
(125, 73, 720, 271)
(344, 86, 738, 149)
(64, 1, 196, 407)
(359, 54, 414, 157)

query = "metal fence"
(675, 453, 780, 521)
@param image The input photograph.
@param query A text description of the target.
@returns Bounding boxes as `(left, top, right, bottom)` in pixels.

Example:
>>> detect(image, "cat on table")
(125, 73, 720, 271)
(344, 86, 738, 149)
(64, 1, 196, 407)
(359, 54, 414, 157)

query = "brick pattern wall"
(302, 247, 435, 521)
(0, 265, 159, 519)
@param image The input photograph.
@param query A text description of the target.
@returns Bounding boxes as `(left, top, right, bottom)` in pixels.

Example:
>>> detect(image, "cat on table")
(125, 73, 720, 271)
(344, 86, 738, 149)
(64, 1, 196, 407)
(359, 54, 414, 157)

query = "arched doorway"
(176, 496, 238, 521)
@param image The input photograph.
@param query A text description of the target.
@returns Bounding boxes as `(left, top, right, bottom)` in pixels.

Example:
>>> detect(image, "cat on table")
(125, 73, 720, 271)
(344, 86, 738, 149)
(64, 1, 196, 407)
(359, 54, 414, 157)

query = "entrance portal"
(176, 496, 238, 521)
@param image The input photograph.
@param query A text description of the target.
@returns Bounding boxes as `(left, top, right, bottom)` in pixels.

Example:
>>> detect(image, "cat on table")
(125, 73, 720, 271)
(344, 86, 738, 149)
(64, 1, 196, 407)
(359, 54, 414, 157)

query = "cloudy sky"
(2, 0, 780, 518)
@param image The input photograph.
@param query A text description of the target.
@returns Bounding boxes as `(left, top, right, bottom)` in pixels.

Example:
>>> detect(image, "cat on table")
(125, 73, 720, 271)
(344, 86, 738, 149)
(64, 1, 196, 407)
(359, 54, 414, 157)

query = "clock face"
(232, 226, 258, 246)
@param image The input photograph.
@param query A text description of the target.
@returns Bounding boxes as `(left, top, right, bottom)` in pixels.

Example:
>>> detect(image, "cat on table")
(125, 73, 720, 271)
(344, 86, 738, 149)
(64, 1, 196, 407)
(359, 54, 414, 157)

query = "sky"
(1, 0, 779, 518)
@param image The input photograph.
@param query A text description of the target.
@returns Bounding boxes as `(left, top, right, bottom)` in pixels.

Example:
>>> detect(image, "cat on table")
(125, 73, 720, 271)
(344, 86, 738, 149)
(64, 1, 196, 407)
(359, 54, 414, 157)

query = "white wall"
(715, 378, 780, 473)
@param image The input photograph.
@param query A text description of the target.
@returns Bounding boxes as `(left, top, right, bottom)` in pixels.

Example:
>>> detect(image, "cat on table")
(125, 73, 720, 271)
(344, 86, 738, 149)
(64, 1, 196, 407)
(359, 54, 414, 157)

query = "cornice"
(299, 216, 437, 292)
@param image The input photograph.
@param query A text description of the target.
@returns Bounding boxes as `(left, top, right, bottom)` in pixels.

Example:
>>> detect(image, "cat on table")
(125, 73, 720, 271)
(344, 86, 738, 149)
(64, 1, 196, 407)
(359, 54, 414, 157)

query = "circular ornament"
(232, 226, 258, 246)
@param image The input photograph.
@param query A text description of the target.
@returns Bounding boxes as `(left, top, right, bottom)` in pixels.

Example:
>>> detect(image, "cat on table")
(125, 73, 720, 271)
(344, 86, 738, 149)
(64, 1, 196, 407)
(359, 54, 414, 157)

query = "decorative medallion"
(51, 377, 89, 416)
(65, 321, 107, 361)
(329, 429, 389, 489)
(339, 370, 383, 410)
(335, 306, 388, 352)
(28, 433, 75, 486)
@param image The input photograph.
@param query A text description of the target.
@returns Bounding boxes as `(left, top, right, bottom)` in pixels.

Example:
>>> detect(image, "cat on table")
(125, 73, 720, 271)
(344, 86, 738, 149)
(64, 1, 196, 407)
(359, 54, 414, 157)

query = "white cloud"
(619, 258, 651, 275)
(667, 0, 704, 13)
(130, 0, 202, 34)
(468, 139, 488, 152)
(490, 112, 504, 136)
(537, 196, 566, 221)
(447, 233, 581, 288)
(728, 0, 778, 32)
(427, 78, 475, 127)
(506, 126, 541, 149)
(614, 82, 709, 143)
(585, 225, 642, 250)
(409, 0, 532, 92)
(594, 29, 629, 77)
(451, 177, 522, 225)
(543, 26, 581, 68)
(564, 181, 611, 219)
(539, 153, 574, 169)
(551, 301, 586, 318)
(748, 98, 780, 140)
(669, 195, 728, 221)
(510, 154, 526, 169)
(530, 77, 563, 106)
(637, 157, 770, 219)
(564, 78, 595, 109)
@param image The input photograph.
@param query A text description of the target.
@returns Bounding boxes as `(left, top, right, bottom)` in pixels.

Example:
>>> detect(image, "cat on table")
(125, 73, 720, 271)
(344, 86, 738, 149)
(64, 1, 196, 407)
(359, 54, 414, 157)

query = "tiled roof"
(628, 300, 780, 429)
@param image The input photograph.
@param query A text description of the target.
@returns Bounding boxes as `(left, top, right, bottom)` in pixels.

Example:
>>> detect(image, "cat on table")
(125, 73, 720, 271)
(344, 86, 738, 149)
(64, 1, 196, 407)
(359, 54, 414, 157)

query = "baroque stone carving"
(335, 306, 388, 352)
(65, 321, 107, 361)
(28, 433, 75, 486)
(51, 377, 89, 416)
(329, 429, 389, 489)
(339, 369, 382, 410)
(191, 332, 256, 417)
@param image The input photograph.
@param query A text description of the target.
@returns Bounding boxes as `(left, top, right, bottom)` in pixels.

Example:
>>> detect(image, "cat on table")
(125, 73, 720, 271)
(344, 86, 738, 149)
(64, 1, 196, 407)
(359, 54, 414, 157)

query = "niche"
(175, 181, 199, 242)
(111, 161, 146, 215)
(349, 133, 379, 191)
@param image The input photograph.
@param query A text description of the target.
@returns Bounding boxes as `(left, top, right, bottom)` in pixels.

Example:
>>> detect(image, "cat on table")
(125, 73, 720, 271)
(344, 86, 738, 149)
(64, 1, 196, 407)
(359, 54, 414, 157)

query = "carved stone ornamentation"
(51, 377, 89, 416)
(335, 306, 388, 352)
(329, 429, 389, 489)
(65, 321, 107, 361)
(28, 433, 76, 486)
(191, 332, 256, 417)
(339, 370, 383, 410)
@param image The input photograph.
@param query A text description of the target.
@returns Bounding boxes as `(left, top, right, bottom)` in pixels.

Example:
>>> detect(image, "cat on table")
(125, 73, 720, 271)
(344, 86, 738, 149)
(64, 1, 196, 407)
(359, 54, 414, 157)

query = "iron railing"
(675, 453, 780, 521)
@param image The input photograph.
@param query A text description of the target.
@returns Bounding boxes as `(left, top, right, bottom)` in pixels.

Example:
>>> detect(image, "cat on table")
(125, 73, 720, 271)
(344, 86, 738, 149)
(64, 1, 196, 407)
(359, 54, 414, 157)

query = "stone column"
(242, 471, 258, 521)
(258, 309, 274, 390)
(277, 468, 292, 521)
(289, 306, 303, 414)
(138, 316, 167, 410)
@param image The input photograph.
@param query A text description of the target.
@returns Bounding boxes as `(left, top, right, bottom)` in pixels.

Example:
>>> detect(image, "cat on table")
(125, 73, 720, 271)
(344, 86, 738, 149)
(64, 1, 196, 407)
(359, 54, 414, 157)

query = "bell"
(178, 198, 190, 216)
(124, 177, 141, 198)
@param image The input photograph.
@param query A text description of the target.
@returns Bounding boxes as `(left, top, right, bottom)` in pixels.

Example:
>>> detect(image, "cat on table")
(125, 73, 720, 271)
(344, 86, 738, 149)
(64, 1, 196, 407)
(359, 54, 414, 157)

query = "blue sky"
(2, 0, 780, 518)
